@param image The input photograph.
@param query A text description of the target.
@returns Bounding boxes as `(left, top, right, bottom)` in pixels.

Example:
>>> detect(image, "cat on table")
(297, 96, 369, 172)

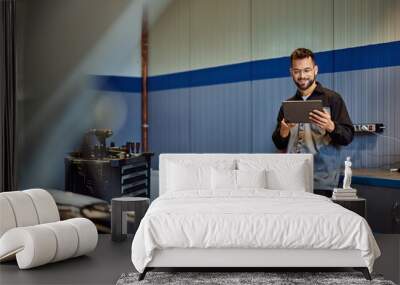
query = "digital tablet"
(282, 100, 323, 123)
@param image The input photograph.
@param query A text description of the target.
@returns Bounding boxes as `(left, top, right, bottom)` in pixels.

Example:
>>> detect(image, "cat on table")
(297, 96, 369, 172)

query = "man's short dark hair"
(290, 48, 316, 66)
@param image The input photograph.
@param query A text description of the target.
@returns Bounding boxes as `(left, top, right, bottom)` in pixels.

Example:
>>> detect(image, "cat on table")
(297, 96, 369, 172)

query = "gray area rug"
(116, 271, 396, 285)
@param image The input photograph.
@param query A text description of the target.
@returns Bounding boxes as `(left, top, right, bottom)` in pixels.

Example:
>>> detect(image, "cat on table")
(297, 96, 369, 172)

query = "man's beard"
(294, 77, 315, 90)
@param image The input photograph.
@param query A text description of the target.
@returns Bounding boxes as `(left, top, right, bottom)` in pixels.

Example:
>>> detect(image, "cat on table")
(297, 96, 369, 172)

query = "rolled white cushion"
(0, 192, 39, 227)
(24, 189, 60, 223)
(0, 225, 57, 269)
(42, 221, 79, 262)
(65, 218, 98, 257)
(0, 218, 98, 269)
(0, 189, 60, 239)
(0, 196, 17, 237)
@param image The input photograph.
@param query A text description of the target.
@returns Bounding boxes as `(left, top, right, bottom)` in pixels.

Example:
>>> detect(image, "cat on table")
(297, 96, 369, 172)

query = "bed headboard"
(159, 153, 314, 196)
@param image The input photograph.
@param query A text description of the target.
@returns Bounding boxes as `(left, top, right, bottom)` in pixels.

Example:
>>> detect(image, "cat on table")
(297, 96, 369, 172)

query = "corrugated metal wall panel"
(251, 77, 294, 153)
(149, 88, 191, 167)
(335, 66, 400, 168)
(334, 0, 400, 49)
(190, 82, 252, 153)
(149, 0, 190, 75)
(190, 0, 251, 70)
(149, 0, 399, 73)
(332, 0, 400, 168)
(251, 0, 334, 61)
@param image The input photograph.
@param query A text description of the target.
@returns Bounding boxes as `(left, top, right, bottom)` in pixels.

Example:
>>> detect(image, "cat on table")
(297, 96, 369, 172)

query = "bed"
(131, 154, 380, 280)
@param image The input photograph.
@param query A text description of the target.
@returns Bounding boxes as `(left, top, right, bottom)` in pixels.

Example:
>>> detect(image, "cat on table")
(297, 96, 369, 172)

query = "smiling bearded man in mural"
(272, 48, 354, 196)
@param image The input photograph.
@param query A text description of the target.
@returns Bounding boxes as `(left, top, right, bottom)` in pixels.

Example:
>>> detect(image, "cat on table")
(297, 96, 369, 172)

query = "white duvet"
(131, 190, 380, 273)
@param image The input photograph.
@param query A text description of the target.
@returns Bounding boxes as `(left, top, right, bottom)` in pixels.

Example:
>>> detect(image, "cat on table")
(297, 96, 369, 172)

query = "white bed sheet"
(131, 189, 380, 273)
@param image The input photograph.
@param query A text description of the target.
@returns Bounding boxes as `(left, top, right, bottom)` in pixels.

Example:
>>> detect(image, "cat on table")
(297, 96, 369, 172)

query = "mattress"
(131, 189, 380, 273)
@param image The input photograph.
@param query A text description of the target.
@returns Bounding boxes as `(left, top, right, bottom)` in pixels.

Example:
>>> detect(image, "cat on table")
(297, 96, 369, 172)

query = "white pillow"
(211, 168, 236, 190)
(166, 159, 236, 192)
(267, 167, 307, 191)
(238, 159, 309, 192)
(167, 162, 211, 191)
(237, 169, 267, 188)
(211, 169, 267, 190)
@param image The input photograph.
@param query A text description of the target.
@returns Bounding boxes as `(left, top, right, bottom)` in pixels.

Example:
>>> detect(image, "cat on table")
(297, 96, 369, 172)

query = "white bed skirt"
(148, 248, 366, 268)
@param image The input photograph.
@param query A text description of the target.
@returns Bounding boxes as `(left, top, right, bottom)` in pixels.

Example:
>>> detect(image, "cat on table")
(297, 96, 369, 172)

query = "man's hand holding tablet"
(279, 119, 296, 138)
(309, 109, 335, 133)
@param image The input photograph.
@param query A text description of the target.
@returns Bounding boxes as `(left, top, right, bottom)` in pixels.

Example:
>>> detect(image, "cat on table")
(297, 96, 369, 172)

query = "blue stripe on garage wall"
(145, 41, 400, 91)
(92, 41, 400, 169)
(92, 75, 142, 93)
(93, 41, 400, 92)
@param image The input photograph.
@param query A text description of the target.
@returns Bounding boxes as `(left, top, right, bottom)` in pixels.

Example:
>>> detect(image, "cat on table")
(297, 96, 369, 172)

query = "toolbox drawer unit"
(65, 153, 153, 202)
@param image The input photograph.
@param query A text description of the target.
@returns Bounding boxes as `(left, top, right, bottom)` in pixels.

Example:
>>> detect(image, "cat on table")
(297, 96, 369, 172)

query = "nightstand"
(331, 197, 366, 218)
(111, 197, 150, 241)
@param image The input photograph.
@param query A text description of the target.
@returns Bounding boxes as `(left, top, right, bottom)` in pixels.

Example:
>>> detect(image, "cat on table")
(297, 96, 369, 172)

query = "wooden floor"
(0, 234, 398, 285)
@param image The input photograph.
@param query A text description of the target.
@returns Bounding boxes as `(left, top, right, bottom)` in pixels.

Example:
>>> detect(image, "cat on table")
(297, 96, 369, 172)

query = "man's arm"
(272, 106, 290, 150)
(328, 95, 354, 146)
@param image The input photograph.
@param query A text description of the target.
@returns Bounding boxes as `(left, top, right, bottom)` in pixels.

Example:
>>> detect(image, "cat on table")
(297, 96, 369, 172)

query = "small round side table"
(111, 197, 149, 241)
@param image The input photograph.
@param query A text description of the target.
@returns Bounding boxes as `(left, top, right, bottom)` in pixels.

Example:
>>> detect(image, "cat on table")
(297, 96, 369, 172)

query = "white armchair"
(0, 189, 98, 269)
